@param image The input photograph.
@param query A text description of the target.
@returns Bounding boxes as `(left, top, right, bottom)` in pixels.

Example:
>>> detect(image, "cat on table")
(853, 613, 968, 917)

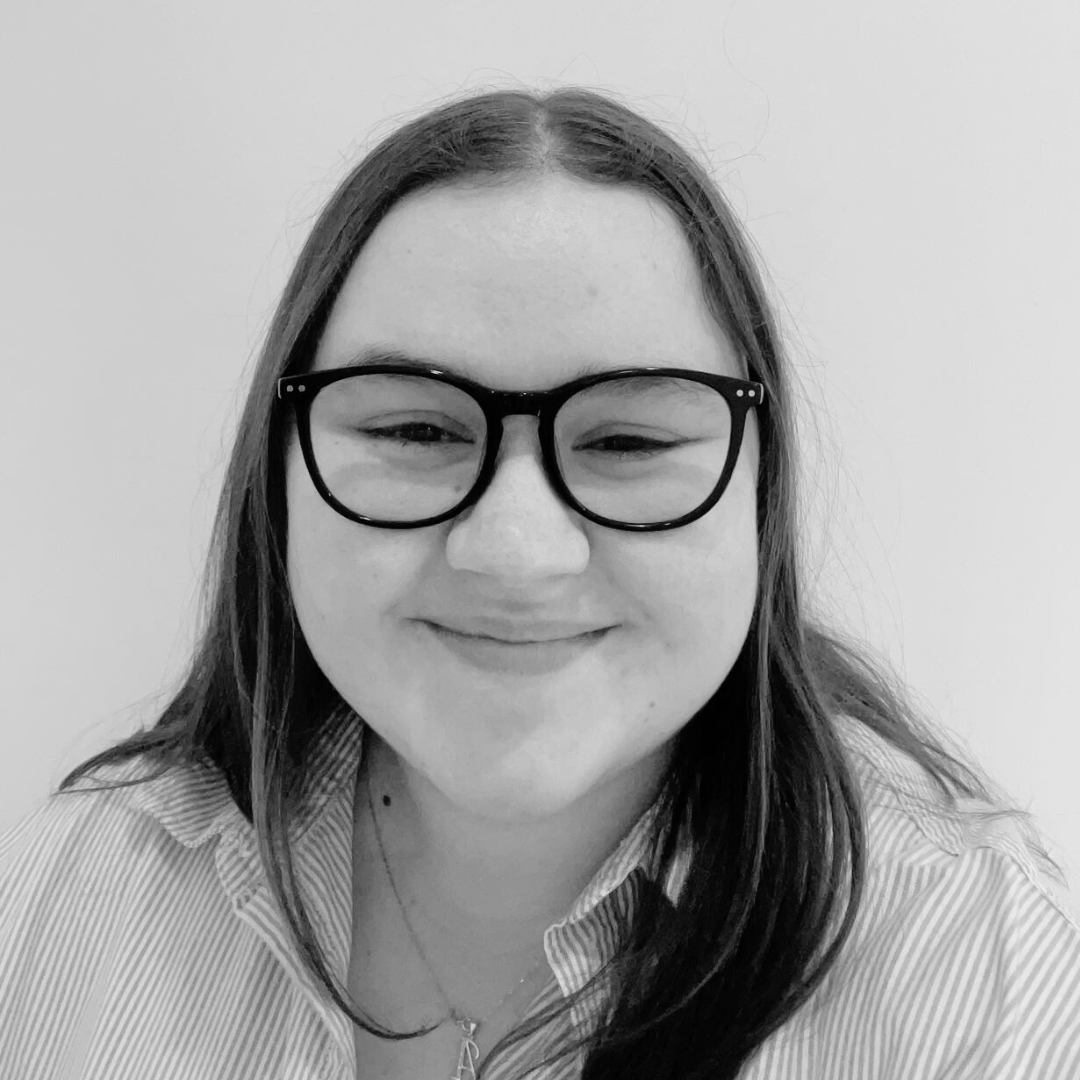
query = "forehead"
(314, 174, 742, 387)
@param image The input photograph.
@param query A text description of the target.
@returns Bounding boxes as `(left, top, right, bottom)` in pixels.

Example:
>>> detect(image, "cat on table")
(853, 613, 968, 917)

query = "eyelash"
(575, 434, 682, 457)
(362, 423, 474, 445)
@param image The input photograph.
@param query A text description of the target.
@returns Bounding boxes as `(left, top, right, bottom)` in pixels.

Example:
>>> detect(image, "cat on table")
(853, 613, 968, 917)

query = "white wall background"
(2, 1, 1077, 908)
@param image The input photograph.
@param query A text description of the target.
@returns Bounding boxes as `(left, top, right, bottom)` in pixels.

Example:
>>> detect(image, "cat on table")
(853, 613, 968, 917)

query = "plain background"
(2, 1, 1077, 911)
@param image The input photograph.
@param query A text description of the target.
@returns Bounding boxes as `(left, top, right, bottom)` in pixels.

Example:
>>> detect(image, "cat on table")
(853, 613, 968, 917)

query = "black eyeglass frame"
(277, 364, 766, 532)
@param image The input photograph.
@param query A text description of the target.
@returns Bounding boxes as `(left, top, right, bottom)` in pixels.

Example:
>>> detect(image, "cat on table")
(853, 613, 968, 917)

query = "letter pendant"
(450, 1017, 480, 1080)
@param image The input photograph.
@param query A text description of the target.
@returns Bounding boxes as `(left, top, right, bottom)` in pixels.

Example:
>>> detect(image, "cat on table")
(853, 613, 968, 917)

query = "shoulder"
(2, 758, 161, 897)
(0, 755, 256, 1053)
(833, 713, 1077, 920)
(0, 711, 361, 929)
(787, 715, 1080, 1075)
(0, 754, 242, 948)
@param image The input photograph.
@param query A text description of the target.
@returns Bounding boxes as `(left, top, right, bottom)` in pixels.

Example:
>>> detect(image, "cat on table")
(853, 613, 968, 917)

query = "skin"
(285, 173, 760, 985)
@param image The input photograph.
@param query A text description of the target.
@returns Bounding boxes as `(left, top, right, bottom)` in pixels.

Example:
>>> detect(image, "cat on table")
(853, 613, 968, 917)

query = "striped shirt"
(2, 712, 1079, 1078)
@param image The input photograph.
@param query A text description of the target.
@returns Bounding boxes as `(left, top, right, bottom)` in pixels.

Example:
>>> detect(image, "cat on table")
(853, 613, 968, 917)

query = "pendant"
(450, 1016, 480, 1080)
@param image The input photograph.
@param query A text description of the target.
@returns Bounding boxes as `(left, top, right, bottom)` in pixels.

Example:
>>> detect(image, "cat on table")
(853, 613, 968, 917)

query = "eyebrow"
(335, 344, 653, 381)
(339, 346, 452, 372)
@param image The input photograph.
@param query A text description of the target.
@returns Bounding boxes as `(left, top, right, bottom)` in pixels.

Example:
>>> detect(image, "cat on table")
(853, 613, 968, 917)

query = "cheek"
(285, 454, 417, 650)
(637, 491, 759, 677)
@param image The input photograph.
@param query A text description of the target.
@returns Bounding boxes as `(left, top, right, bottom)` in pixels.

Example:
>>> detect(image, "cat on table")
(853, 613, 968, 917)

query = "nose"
(445, 417, 590, 582)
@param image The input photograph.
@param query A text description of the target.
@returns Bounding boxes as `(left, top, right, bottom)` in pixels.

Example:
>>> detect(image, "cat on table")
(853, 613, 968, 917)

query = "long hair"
(56, 85, 1044, 1080)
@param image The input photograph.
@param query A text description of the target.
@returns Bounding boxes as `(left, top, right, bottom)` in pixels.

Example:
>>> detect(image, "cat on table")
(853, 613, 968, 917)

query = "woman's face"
(286, 174, 760, 823)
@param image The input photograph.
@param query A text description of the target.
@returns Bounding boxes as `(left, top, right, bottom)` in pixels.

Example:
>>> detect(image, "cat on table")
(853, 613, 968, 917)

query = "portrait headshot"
(2, 2, 1078, 1078)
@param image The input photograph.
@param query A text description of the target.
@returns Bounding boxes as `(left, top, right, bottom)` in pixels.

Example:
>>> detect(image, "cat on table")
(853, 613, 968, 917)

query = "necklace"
(365, 780, 548, 1080)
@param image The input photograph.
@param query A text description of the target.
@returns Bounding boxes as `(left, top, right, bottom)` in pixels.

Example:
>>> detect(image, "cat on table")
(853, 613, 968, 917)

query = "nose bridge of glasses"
(479, 391, 563, 502)
(484, 386, 551, 422)
(480, 388, 558, 464)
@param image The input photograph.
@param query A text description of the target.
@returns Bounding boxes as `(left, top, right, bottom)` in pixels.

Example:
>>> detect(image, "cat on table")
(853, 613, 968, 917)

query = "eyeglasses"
(277, 364, 765, 532)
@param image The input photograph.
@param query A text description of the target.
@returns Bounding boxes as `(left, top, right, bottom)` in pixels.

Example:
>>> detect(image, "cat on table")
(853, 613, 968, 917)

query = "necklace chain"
(364, 779, 548, 1041)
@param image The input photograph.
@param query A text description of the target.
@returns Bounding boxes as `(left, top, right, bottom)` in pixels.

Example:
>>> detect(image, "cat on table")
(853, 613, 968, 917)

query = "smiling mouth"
(423, 622, 610, 645)
(417, 621, 614, 675)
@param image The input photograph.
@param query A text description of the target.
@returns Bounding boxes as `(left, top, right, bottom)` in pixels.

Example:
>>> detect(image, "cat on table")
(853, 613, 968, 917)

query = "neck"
(356, 727, 669, 954)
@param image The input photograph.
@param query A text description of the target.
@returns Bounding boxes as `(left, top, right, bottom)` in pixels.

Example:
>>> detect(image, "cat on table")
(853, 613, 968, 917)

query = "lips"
(434, 627, 608, 645)
(418, 619, 612, 675)
(419, 618, 612, 644)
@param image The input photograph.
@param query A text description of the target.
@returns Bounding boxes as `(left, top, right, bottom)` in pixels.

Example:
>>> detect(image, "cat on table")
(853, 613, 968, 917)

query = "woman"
(2, 86, 1078, 1080)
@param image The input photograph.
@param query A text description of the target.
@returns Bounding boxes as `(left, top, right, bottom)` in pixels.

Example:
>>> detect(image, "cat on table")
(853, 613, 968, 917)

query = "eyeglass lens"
(307, 373, 733, 525)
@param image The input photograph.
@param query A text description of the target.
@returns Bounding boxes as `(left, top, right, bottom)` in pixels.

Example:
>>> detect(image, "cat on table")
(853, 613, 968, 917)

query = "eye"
(362, 421, 474, 446)
(575, 433, 684, 457)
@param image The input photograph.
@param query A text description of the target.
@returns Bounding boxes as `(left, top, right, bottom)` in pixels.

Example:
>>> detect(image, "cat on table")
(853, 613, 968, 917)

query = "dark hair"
(57, 85, 1047, 1080)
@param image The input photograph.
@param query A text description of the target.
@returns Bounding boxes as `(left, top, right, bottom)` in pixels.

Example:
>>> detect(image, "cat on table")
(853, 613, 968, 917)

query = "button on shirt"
(2, 713, 1079, 1078)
